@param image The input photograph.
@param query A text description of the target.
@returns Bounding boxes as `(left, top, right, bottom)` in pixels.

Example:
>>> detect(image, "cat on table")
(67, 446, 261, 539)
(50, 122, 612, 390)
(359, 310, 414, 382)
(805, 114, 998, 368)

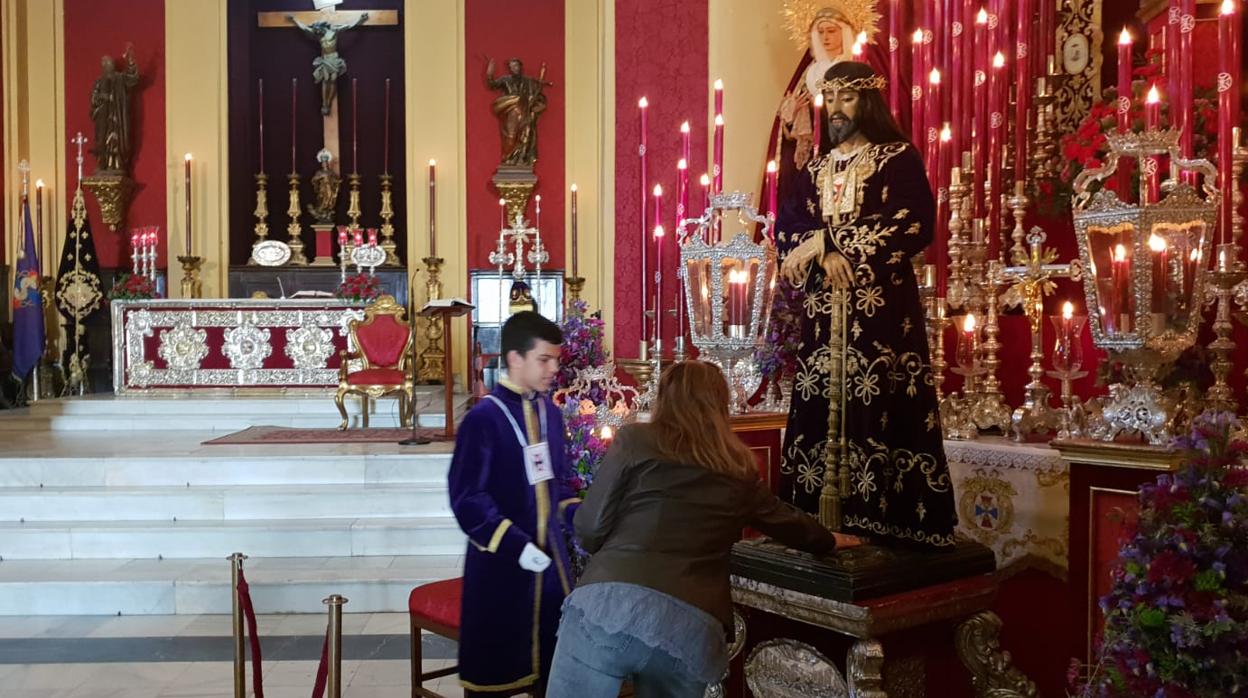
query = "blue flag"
(11, 197, 44, 380)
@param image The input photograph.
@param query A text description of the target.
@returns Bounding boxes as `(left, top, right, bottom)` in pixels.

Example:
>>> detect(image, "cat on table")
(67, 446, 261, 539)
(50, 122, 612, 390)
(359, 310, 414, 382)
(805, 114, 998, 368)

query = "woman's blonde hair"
(650, 361, 759, 481)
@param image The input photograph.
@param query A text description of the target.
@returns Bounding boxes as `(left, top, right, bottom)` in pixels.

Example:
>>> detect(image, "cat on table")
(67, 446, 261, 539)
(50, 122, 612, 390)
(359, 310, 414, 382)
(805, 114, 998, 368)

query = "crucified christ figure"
(288, 12, 368, 115)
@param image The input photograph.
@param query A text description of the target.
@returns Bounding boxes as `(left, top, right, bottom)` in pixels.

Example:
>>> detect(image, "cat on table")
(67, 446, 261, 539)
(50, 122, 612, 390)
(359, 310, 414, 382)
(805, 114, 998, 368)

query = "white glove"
(518, 542, 551, 572)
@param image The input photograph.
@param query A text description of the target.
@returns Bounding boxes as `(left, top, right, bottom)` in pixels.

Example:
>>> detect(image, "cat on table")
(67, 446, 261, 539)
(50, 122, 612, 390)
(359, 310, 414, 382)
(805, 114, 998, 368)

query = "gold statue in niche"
(89, 43, 139, 174)
(307, 149, 342, 224)
(484, 57, 552, 168)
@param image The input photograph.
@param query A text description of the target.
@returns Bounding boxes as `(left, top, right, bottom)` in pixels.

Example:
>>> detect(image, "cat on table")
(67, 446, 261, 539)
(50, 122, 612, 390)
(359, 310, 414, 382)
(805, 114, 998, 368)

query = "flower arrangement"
(108, 273, 158, 301)
(336, 273, 381, 303)
(555, 299, 608, 401)
(1052, 48, 1220, 215)
(1070, 411, 1248, 697)
(755, 278, 803, 384)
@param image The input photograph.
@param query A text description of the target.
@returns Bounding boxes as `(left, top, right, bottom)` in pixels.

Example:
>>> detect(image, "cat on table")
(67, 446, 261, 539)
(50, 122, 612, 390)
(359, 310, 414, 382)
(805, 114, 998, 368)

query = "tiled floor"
(0, 613, 463, 698)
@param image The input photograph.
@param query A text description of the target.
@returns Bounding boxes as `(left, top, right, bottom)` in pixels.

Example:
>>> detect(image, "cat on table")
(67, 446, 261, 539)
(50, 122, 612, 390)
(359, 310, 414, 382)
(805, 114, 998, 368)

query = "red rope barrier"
(310, 632, 329, 698)
(236, 569, 265, 698)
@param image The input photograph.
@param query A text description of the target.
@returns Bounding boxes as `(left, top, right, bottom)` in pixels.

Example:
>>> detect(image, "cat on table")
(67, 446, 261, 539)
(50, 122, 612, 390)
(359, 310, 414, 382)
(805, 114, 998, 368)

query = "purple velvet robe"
(448, 383, 579, 693)
(774, 141, 957, 548)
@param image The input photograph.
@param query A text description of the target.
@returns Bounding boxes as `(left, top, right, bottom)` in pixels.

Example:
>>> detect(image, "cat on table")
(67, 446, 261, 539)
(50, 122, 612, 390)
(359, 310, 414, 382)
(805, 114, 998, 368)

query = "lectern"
(401, 299, 473, 443)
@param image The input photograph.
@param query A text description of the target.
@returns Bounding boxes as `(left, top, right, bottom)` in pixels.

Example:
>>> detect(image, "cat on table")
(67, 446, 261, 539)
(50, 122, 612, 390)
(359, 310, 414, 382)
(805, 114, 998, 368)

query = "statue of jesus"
(288, 12, 368, 115)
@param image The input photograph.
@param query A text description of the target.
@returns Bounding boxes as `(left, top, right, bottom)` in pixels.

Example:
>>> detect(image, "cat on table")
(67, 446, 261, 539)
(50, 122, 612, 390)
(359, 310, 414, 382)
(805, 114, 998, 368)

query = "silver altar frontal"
(111, 298, 367, 394)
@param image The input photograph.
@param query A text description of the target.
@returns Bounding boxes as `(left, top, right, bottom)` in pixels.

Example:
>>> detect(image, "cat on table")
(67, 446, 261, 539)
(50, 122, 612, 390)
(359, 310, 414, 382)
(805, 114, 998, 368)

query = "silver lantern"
(679, 192, 778, 412)
(1071, 129, 1218, 444)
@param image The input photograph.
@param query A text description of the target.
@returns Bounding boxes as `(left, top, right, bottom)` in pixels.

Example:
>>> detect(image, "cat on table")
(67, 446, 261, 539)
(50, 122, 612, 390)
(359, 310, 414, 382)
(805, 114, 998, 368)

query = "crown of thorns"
(818, 75, 887, 92)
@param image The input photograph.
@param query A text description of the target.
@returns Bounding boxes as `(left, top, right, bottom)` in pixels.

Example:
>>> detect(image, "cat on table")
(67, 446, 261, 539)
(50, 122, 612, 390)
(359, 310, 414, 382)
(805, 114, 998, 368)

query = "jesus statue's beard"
(826, 113, 859, 147)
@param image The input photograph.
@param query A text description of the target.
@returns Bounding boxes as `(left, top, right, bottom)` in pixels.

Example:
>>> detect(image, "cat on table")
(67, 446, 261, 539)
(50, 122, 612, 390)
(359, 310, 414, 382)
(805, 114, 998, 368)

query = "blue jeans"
(547, 610, 708, 698)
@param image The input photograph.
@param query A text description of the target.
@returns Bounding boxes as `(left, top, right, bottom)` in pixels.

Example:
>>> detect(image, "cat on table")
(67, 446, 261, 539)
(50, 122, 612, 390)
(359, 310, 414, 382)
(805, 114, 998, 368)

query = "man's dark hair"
(821, 61, 910, 147)
(500, 311, 562, 362)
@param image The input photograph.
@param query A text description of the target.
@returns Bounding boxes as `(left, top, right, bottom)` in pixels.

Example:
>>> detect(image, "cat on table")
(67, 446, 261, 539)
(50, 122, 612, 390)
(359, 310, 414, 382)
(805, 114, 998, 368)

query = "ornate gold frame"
(334, 294, 416, 430)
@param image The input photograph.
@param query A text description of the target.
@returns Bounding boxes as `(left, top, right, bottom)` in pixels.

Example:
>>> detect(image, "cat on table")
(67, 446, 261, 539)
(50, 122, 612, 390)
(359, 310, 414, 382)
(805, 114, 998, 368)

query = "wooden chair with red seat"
(409, 577, 462, 698)
(335, 294, 416, 430)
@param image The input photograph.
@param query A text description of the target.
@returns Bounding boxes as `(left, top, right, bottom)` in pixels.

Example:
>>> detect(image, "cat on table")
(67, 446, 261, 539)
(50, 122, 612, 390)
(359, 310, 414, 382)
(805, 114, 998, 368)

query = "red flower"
(1147, 549, 1197, 586)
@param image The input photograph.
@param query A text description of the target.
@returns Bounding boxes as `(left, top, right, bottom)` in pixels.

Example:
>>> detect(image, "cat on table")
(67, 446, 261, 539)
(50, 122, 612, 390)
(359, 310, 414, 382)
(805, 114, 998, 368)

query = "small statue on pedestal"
(307, 149, 342, 224)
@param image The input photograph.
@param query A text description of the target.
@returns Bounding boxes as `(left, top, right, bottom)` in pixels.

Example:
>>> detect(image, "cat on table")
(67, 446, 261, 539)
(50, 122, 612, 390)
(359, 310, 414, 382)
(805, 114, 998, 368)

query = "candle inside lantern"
(338, 226, 348, 249)
(368, 228, 378, 247)
(1112, 243, 1130, 331)
(728, 268, 749, 336)
(1148, 233, 1168, 307)
(354, 229, 364, 248)
(958, 313, 978, 369)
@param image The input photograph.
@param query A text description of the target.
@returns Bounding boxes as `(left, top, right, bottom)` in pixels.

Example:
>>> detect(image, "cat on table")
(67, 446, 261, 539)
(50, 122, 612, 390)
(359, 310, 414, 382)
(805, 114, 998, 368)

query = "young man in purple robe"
(448, 311, 579, 696)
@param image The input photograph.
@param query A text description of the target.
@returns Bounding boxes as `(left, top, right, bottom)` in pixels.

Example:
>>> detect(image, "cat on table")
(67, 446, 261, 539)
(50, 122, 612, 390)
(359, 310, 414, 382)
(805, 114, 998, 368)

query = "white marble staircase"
(0, 394, 467, 615)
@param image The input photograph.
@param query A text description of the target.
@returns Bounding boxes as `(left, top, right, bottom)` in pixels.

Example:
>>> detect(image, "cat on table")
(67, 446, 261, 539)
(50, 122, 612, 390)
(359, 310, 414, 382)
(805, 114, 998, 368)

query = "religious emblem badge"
(252, 240, 293, 267)
(157, 321, 210, 371)
(350, 243, 387, 270)
(222, 323, 273, 370)
(957, 472, 1016, 539)
(285, 324, 335, 369)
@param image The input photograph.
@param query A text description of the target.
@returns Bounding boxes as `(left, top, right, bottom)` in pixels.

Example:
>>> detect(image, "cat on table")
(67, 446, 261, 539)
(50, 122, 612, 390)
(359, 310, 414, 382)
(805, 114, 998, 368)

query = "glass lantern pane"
(686, 258, 713, 337)
(1086, 222, 1136, 336)
(721, 258, 749, 339)
(1148, 219, 1207, 335)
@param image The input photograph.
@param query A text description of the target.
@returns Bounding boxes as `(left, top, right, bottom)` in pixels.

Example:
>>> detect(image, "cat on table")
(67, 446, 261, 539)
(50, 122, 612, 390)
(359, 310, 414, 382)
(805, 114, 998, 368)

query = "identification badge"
(523, 441, 554, 485)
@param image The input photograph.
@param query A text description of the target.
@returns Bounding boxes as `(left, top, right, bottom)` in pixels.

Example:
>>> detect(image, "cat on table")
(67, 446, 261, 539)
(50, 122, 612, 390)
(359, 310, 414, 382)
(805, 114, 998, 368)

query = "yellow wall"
(564, 0, 615, 348)
(3, 0, 67, 314)
(405, 0, 468, 387)
(165, 0, 230, 297)
(707, 0, 798, 204)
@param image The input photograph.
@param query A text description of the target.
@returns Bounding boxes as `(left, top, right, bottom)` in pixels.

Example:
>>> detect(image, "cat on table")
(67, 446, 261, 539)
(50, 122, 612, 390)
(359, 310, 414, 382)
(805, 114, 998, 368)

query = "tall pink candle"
(428, 160, 437, 256)
(937, 125, 952, 295)
(713, 114, 725, 194)
(1168, 0, 1180, 118)
(1178, 0, 1195, 163)
(988, 52, 1006, 247)
(766, 160, 779, 226)
(639, 97, 650, 347)
(888, 0, 902, 119)
(676, 158, 689, 226)
(911, 29, 926, 154)
(383, 78, 391, 174)
(1117, 28, 1134, 200)
(184, 154, 193, 255)
(1014, 0, 1032, 185)
(1145, 85, 1162, 203)
(258, 78, 265, 173)
(961, 0, 977, 153)
(570, 184, 579, 277)
(290, 78, 297, 174)
(812, 93, 824, 157)
(654, 183, 663, 348)
(950, 3, 965, 162)
(926, 69, 942, 178)
(351, 77, 359, 174)
(699, 173, 711, 231)
(1219, 0, 1240, 243)
(972, 9, 989, 218)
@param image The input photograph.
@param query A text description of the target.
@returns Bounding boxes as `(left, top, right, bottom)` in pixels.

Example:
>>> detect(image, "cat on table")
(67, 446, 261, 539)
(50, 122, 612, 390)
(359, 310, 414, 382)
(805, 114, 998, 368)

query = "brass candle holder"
(286, 173, 308, 266)
(178, 255, 205, 299)
(346, 173, 363, 230)
(565, 276, 586, 304)
(416, 256, 445, 384)
(1207, 244, 1245, 412)
(927, 297, 949, 402)
(248, 172, 270, 265)
(1007, 181, 1030, 265)
(974, 261, 1012, 432)
(379, 174, 400, 266)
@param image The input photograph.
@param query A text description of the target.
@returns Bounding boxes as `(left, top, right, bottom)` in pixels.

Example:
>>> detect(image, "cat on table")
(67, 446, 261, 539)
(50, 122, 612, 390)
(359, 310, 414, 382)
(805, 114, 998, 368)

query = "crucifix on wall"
(257, 8, 398, 174)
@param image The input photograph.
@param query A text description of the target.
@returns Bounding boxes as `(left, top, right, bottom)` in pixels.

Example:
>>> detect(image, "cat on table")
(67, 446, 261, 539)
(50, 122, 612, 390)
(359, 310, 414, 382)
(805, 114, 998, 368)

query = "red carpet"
(202, 425, 452, 445)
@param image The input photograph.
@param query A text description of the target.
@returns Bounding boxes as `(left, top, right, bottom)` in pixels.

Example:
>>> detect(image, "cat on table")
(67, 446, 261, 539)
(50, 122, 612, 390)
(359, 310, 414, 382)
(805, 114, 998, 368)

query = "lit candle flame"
(851, 41, 863, 57)
(1114, 243, 1128, 262)
(929, 68, 941, 85)
(600, 425, 614, 440)
(184, 153, 193, 161)
(1062, 301, 1074, 320)
(654, 225, 665, 238)
(976, 8, 988, 24)
(813, 93, 824, 108)
(1148, 234, 1167, 252)
(429, 158, 436, 166)
(680, 121, 690, 133)
(912, 28, 925, 44)
(963, 313, 977, 333)
(766, 160, 777, 173)
(856, 30, 868, 45)
(570, 183, 578, 192)
(700, 173, 711, 187)
(639, 96, 648, 108)
(1119, 27, 1132, 45)
(713, 79, 724, 91)
(653, 184, 663, 197)
(1222, 0, 1236, 15)
(678, 158, 688, 170)
(35, 179, 44, 189)
(714, 114, 724, 127)
(1190, 248, 1202, 262)
(1146, 85, 1160, 104)
(940, 124, 952, 142)
(498, 198, 506, 206)
(992, 52, 1005, 69)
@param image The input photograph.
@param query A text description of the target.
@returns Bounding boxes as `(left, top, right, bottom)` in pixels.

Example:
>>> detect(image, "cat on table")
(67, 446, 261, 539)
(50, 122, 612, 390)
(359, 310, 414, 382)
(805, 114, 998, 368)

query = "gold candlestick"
(1007, 182, 1029, 265)
(346, 173, 362, 230)
(248, 172, 270, 265)
(1233, 127, 1246, 244)
(928, 297, 948, 401)
(565, 276, 586, 304)
(286, 173, 308, 265)
(416, 256, 445, 384)
(1206, 245, 1244, 412)
(178, 255, 204, 299)
(973, 261, 1012, 432)
(379, 174, 400, 266)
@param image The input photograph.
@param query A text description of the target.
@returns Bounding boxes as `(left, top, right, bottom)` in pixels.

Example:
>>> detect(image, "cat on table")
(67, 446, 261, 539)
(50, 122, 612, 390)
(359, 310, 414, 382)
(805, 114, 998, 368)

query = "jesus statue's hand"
(820, 252, 854, 289)
(780, 234, 824, 287)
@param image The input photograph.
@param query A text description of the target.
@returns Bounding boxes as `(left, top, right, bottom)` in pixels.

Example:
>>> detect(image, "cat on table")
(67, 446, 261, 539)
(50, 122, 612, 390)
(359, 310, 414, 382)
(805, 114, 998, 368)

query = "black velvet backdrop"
(227, 0, 406, 267)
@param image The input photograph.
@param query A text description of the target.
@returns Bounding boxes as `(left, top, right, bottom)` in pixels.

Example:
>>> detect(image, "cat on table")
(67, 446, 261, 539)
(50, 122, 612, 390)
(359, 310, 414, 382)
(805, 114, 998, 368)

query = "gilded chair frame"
(335, 295, 416, 430)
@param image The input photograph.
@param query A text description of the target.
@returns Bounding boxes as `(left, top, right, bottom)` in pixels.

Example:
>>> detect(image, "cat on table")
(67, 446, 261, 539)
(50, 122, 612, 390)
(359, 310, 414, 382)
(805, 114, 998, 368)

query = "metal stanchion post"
(229, 552, 248, 698)
(324, 594, 348, 698)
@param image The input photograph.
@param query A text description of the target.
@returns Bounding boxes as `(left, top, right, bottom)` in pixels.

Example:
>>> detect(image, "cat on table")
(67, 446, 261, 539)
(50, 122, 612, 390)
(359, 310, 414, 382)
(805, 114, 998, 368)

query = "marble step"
(0, 517, 466, 560)
(0, 484, 452, 522)
(0, 555, 463, 615)
(0, 437, 453, 488)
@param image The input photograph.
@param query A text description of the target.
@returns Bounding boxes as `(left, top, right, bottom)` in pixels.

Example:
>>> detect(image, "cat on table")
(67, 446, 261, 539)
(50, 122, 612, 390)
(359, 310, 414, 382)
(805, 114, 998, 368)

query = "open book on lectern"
(421, 298, 474, 312)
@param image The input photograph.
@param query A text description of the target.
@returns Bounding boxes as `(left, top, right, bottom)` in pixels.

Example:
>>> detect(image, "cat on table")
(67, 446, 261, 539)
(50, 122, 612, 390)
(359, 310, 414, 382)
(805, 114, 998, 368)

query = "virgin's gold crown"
(782, 0, 882, 48)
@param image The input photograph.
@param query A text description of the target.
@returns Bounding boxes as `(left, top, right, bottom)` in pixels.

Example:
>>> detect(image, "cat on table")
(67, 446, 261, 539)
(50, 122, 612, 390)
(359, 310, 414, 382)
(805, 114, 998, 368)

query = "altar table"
(111, 298, 368, 393)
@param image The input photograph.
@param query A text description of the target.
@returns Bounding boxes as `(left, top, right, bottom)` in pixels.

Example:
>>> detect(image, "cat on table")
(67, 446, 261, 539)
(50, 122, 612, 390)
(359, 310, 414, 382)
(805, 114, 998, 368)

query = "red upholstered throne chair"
(335, 294, 415, 430)
(409, 577, 462, 698)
